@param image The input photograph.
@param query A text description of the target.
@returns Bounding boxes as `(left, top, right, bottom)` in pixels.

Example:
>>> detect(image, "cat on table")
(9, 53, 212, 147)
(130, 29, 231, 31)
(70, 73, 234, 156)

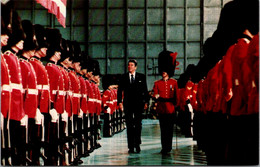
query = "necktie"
(131, 74, 134, 84)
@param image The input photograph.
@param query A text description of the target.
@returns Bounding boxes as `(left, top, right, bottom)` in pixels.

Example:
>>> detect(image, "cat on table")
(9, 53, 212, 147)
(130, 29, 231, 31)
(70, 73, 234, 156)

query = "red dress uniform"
(68, 70, 80, 115)
(95, 85, 102, 116)
(91, 82, 97, 115)
(178, 88, 186, 111)
(20, 58, 38, 118)
(78, 76, 88, 114)
(191, 83, 198, 111)
(58, 66, 72, 117)
(1, 55, 11, 118)
(86, 79, 94, 115)
(112, 89, 117, 114)
(102, 89, 113, 114)
(3, 51, 24, 121)
(45, 63, 65, 114)
(205, 62, 220, 112)
(30, 58, 50, 114)
(230, 38, 250, 116)
(184, 80, 194, 106)
(196, 79, 204, 112)
(113, 89, 119, 111)
(153, 78, 178, 114)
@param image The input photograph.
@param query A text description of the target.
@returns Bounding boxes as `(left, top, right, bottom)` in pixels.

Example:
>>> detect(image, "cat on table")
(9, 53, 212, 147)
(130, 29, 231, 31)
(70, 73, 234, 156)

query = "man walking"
(117, 59, 149, 153)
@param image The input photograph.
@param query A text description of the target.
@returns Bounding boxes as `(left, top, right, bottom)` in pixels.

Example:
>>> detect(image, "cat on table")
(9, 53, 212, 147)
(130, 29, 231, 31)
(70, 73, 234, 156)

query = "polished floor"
(81, 119, 207, 166)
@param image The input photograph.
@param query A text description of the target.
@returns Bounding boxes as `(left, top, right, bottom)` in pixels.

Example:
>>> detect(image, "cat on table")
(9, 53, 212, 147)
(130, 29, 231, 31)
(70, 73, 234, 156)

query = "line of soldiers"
(177, 31, 259, 165)
(1, 3, 106, 166)
(101, 74, 126, 137)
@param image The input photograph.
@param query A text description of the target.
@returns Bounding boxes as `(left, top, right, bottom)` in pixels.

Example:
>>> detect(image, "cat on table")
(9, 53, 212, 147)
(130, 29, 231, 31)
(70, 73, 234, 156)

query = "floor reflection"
(81, 119, 207, 166)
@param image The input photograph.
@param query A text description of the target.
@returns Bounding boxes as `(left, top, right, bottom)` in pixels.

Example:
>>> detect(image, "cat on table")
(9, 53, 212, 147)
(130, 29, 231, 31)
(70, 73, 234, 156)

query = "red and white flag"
(35, 0, 67, 28)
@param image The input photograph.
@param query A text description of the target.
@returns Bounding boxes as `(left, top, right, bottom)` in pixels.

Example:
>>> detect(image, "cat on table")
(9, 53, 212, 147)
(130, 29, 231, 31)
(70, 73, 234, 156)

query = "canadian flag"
(35, 0, 66, 28)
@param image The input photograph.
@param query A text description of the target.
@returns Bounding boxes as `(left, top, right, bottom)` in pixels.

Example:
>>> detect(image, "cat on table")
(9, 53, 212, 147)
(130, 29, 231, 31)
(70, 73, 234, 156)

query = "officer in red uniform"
(45, 28, 65, 165)
(153, 50, 178, 154)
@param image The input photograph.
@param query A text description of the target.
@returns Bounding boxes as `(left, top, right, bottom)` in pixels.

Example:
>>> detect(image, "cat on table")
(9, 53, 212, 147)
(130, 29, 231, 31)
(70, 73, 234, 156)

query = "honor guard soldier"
(92, 59, 102, 148)
(20, 20, 39, 165)
(67, 41, 83, 165)
(58, 38, 74, 165)
(153, 50, 178, 155)
(30, 24, 50, 165)
(84, 59, 95, 153)
(1, 9, 12, 165)
(80, 55, 92, 157)
(102, 75, 114, 137)
(3, 8, 27, 165)
(227, 29, 255, 165)
(45, 28, 65, 165)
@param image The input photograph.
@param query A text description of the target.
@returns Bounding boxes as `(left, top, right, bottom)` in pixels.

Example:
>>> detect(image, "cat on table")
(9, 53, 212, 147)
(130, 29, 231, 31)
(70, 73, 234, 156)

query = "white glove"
(187, 103, 193, 113)
(61, 111, 69, 122)
(50, 108, 59, 123)
(155, 94, 160, 99)
(35, 108, 44, 125)
(107, 107, 111, 114)
(78, 109, 84, 118)
(1, 113, 4, 131)
(20, 115, 28, 126)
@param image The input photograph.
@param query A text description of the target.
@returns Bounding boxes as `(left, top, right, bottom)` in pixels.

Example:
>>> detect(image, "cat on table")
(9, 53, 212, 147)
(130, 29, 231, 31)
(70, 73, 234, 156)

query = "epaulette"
(47, 63, 53, 66)
(3, 50, 13, 56)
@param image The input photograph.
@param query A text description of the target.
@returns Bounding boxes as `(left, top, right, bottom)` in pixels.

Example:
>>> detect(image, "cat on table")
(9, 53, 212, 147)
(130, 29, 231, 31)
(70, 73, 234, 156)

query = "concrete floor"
(81, 119, 207, 166)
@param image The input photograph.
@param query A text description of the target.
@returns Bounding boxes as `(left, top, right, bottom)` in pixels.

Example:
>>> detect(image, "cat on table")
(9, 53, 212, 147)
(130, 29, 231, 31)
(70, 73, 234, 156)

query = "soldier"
(67, 41, 83, 165)
(153, 50, 178, 155)
(102, 75, 114, 137)
(20, 19, 39, 165)
(1, 7, 12, 165)
(2, 7, 28, 165)
(30, 24, 50, 165)
(226, 29, 255, 165)
(45, 28, 65, 165)
(84, 58, 95, 153)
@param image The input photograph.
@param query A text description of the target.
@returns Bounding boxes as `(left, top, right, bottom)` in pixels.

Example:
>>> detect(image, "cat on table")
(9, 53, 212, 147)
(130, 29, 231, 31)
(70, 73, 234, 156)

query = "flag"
(35, 0, 67, 28)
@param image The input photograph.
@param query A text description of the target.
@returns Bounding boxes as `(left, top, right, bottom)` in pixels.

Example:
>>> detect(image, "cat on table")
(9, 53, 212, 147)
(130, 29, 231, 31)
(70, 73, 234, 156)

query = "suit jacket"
(117, 72, 149, 108)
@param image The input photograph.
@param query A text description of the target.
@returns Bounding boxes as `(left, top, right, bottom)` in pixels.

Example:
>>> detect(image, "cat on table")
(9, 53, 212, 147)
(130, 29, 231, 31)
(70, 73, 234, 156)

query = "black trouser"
(158, 113, 175, 152)
(124, 104, 143, 150)
(205, 111, 228, 165)
(227, 114, 259, 165)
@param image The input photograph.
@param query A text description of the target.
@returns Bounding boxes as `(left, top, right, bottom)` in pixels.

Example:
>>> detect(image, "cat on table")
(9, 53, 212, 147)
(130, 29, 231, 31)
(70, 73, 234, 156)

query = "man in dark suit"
(117, 59, 149, 153)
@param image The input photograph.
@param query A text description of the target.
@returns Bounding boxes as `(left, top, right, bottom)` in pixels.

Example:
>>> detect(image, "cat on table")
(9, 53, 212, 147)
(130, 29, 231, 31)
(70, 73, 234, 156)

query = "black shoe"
(160, 149, 170, 155)
(128, 149, 135, 153)
(135, 146, 141, 153)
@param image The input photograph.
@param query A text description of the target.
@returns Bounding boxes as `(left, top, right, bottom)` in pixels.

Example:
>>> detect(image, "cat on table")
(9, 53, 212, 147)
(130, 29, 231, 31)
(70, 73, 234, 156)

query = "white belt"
(27, 89, 38, 95)
(59, 90, 66, 96)
(52, 90, 58, 95)
(88, 98, 95, 102)
(106, 101, 113, 104)
(2, 84, 11, 92)
(36, 85, 42, 89)
(97, 100, 101, 104)
(67, 91, 73, 96)
(73, 93, 81, 98)
(83, 94, 87, 98)
(11, 83, 23, 91)
(235, 79, 239, 86)
(42, 85, 49, 90)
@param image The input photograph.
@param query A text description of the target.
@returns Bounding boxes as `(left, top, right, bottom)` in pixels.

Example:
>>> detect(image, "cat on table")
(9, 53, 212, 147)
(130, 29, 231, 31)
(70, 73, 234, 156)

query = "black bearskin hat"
(1, 2, 13, 35)
(34, 24, 48, 49)
(45, 28, 62, 60)
(22, 20, 38, 51)
(92, 59, 101, 76)
(102, 74, 113, 90)
(59, 38, 69, 62)
(158, 50, 177, 77)
(71, 41, 81, 63)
